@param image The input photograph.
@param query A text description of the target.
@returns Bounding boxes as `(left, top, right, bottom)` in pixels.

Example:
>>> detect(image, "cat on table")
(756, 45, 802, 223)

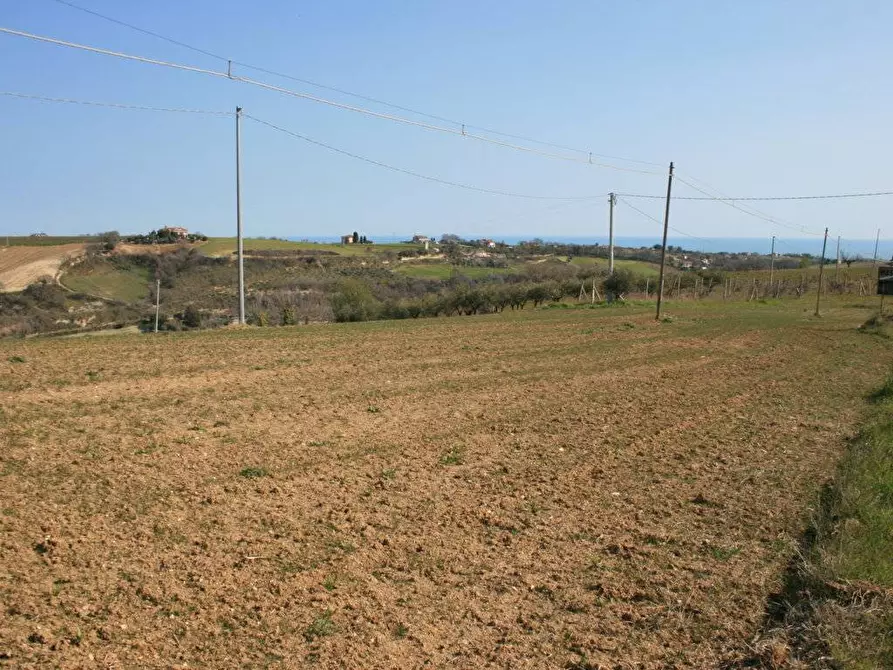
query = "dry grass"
(0, 299, 891, 668)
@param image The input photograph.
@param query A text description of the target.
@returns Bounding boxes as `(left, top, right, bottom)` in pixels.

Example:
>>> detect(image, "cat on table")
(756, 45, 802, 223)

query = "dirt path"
(0, 303, 889, 668)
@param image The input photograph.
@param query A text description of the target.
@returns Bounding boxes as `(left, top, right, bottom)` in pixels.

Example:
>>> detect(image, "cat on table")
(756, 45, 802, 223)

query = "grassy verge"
(747, 369, 893, 668)
(810, 377, 893, 667)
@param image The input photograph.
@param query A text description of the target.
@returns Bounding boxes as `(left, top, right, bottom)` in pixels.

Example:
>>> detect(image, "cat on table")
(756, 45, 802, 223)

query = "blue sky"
(2, 1, 892, 251)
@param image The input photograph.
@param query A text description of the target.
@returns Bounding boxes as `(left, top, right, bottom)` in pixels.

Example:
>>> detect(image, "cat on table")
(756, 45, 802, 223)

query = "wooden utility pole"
(608, 192, 616, 275)
(154, 278, 161, 333)
(874, 229, 881, 267)
(835, 235, 841, 281)
(768, 235, 776, 287)
(815, 228, 829, 317)
(655, 162, 674, 320)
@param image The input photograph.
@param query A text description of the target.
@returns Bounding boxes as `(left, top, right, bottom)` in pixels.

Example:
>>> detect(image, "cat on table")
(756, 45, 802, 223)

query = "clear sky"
(2, 1, 892, 251)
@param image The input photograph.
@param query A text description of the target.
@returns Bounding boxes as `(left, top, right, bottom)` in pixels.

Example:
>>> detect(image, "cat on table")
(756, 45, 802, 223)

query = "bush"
(603, 269, 638, 300)
(22, 278, 66, 309)
(330, 279, 380, 322)
(99, 230, 120, 252)
(182, 304, 202, 328)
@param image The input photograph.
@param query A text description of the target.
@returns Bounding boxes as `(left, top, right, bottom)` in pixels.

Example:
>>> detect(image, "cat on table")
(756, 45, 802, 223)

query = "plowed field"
(0, 244, 85, 292)
(1, 301, 889, 668)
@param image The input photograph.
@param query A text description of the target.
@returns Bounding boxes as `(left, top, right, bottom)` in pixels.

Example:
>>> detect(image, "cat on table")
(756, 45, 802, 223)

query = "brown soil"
(112, 243, 190, 256)
(0, 304, 889, 668)
(0, 245, 85, 292)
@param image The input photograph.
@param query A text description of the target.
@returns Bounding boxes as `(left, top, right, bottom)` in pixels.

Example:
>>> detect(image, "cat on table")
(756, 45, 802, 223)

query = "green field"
(62, 264, 151, 303)
(394, 262, 517, 279)
(199, 238, 421, 257)
(568, 256, 662, 277)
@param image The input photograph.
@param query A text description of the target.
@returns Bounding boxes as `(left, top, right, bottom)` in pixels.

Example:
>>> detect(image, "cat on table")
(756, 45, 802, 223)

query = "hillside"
(0, 235, 882, 337)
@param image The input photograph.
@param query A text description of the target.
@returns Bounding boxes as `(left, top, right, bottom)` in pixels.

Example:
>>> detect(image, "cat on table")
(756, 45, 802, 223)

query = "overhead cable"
(244, 114, 608, 201)
(616, 196, 709, 243)
(617, 190, 893, 201)
(672, 173, 825, 237)
(0, 25, 660, 174)
(1, 90, 231, 115)
(48, 0, 662, 168)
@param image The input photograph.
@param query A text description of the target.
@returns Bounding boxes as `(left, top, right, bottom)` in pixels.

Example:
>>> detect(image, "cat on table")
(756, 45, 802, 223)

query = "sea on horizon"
(286, 235, 892, 259)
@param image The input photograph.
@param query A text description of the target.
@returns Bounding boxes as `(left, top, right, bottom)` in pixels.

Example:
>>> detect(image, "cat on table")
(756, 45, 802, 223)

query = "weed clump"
(439, 446, 464, 466)
(304, 610, 334, 642)
(239, 466, 268, 479)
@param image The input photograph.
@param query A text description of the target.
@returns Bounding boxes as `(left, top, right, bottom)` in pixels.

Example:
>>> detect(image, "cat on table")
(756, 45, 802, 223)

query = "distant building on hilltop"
(163, 226, 189, 238)
(340, 234, 356, 244)
(412, 234, 432, 244)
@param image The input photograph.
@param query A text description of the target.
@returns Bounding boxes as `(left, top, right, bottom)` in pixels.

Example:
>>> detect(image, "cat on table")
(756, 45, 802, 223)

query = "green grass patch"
(439, 446, 464, 466)
(818, 404, 893, 586)
(303, 610, 335, 642)
(568, 256, 661, 277)
(199, 238, 421, 258)
(238, 466, 269, 479)
(394, 262, 515, 280)
(859, 313, 893, 341)
(198, 237, 309, 256)
(780, 373, 893, 666)
(63, 263, 151, 302)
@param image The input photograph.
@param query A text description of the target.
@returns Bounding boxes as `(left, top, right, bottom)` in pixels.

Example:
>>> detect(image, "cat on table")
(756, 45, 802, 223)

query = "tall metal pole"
(608, 192, 616, 275)
(655, 162, 674, 320)
(769, 235, 776, 286)
(815, 227, 829, 317)
(235, 106, 246, 324)
(154, 278, 161, 333)
(874, 228, 881, 267)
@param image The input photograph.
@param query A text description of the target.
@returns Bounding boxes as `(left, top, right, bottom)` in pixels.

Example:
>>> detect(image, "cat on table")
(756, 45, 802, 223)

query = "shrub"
(281, 307, 297, 326)
(330, 279, 379, 322)
(182, 304, 202, 329)
(22, 279, 66, 309)
(603, 268, 638, 299)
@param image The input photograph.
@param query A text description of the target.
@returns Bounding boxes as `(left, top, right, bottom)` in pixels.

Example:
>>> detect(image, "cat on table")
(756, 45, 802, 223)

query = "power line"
(617, 189, 893, 201)
(244, 113, 609, 201)
(673, 173, 825, 237)
(48, 0, 226, 61)
(8, 20, 661, 173)
(1, 90, 231, 115)
(615, 196, 710, 243)
(48, 0, 661, 167)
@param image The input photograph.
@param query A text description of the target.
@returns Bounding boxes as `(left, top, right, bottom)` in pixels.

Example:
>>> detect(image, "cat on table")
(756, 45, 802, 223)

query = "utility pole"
(768, 235, 776, 287)
(154, 278, 161, 333)
(874, 229, 881, 267)
(235, 106, 246, 324)
(835, 235, 841, 281)
(608, 192, 616, 275)
(655, 162, 674, 320)
(815, 228, 829, 317)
